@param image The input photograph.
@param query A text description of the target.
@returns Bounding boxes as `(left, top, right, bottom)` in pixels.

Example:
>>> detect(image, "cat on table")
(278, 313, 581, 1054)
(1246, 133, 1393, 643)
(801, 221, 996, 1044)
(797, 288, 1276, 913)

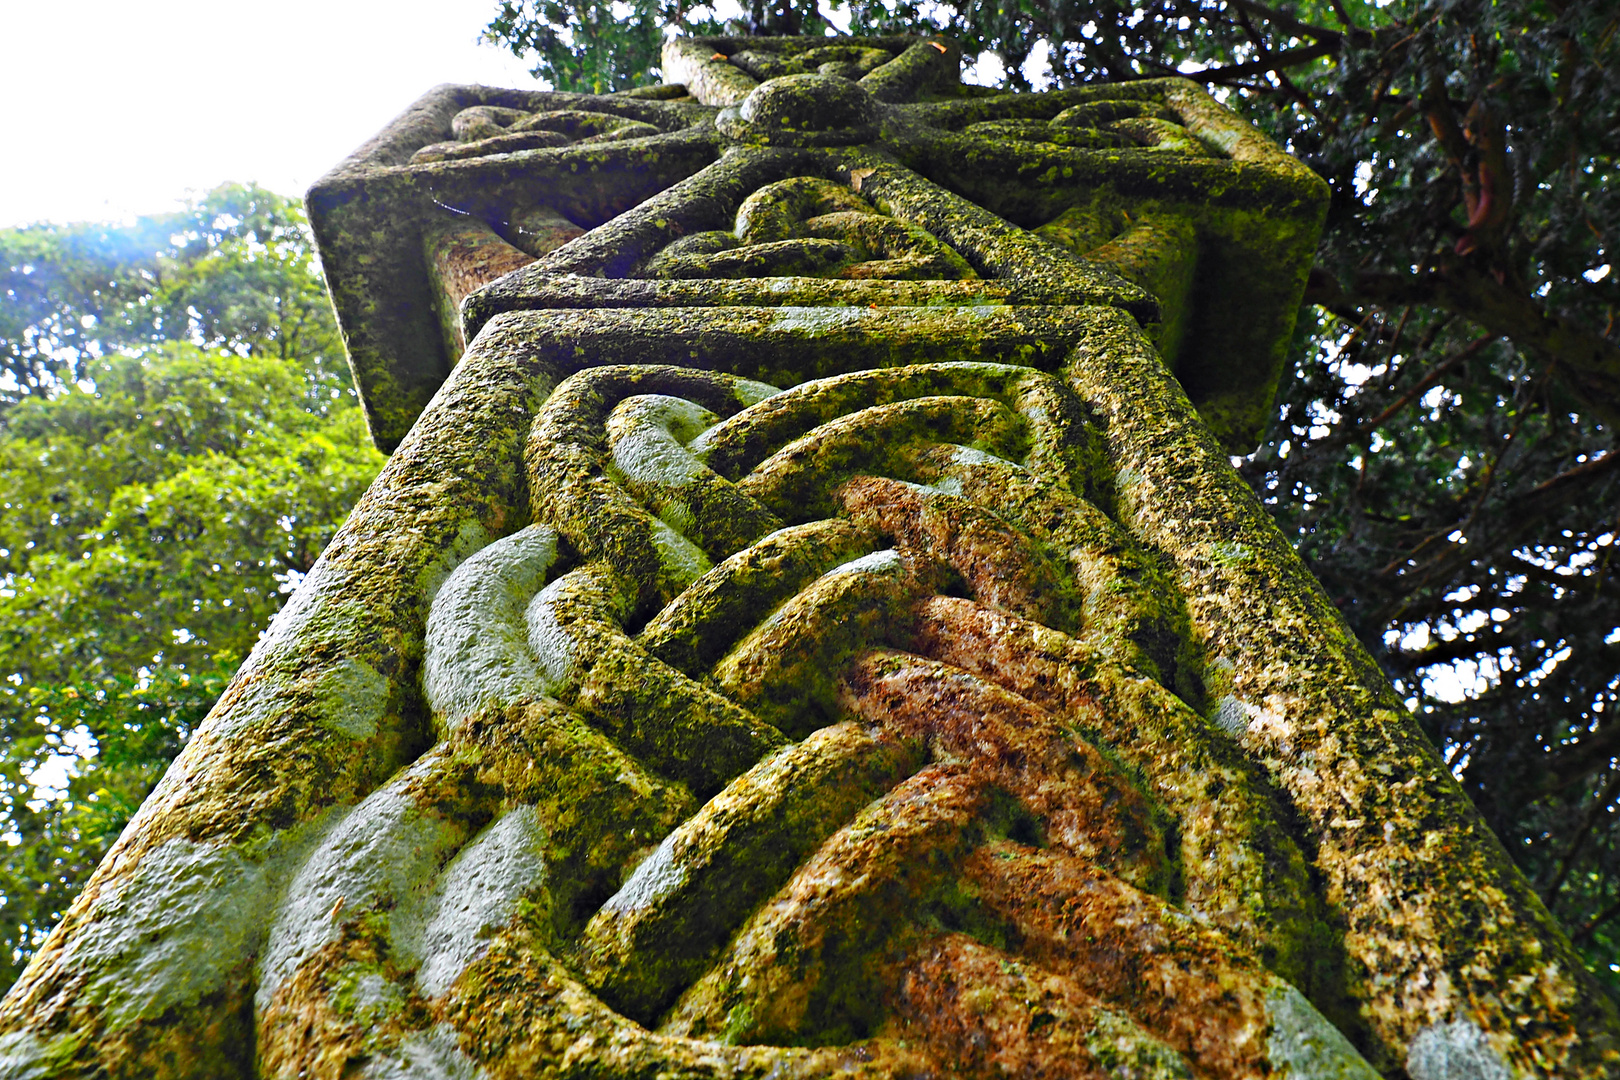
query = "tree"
(487, 0, 1620, 992)
(0, 187, 383, 992)
(0, 669, 222, 996)
(0, 346, 381, 685)
(0, 183, 351, 407)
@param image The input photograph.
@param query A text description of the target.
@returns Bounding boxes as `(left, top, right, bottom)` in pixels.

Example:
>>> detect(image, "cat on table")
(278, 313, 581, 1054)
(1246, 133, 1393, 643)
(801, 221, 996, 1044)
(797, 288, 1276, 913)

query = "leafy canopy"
(0, 185, 383, 991)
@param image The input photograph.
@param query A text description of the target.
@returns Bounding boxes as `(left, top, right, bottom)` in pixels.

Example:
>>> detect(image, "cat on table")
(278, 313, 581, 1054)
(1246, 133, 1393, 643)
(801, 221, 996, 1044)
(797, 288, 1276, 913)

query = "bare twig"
(1224, 0, 1343, 44)
(1542, 769, 1620, 906)
(1373, 450, 1620, 621)
(1185, 40, 1338, 82)
(1572, 896, 1620, 946)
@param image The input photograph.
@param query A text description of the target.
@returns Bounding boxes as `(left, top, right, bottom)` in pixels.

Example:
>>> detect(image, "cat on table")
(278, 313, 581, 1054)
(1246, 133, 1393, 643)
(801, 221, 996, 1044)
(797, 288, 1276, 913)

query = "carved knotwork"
(639, 177, 976, 281)
(727, 44, 899, 82)
(955, 101, 1211, 156)
(6, 28, 1601, 1080)
(412, 106, 673, 162)
(302, 40, 1324, 453)
(255, 359, 1346, 1077)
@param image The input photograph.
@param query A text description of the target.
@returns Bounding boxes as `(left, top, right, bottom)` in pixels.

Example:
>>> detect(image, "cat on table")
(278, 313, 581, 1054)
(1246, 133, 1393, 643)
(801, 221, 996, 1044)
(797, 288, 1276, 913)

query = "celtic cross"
(1, 33, 1613, 1080)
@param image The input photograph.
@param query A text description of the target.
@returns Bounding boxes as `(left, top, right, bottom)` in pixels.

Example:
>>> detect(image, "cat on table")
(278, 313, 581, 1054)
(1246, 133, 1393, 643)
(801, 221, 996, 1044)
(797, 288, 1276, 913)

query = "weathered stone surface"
(1, 30, 1615, 1080)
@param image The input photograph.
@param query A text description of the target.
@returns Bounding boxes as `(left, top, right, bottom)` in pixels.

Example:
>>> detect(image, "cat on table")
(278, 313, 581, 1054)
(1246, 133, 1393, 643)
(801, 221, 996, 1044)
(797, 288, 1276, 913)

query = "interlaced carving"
(639, 177, 976, 281)
(412, 106, 672, 163)
(954, 101, 1210, 155)
(727, 44, 898, 82)
(665, 36, 955, 105)
(254, 359, 1338, 1077)
(6, 27, 1602, 1080)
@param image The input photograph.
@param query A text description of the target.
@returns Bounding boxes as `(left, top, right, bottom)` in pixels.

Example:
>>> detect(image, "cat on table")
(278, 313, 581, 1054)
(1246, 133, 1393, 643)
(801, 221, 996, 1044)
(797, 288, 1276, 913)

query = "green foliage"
(484, 0, 834, 90)
(481, 0, 1620, 991)
(0, 667, 225, 992)
(0, 186, 383, 992)
(0, 347, 381, 683)
(0, 182, 349, 406)
(487, 0, 672, 91)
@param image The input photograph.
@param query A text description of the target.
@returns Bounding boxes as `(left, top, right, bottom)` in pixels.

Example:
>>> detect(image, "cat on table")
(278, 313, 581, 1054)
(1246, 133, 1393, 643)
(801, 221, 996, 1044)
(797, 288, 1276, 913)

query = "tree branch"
(1373, 450, 1620, 622)
(1393, 618, 1525, 671)
(1359, 332, 1493, 432)
(1572, 895, 1620, 946)
(1224, 0, 1343, 44)
(1505, 553, 1620, 602)
(1184, 40, 1338, 82)
(1310, 263, 1620, 425)
(1542, 767, 1620, 906)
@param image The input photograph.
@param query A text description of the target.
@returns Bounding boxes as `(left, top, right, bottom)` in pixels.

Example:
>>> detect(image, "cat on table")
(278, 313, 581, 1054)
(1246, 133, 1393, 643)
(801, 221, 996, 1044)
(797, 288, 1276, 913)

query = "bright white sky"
(0, 0, 1027, 230)
(0, 0, 547, 228)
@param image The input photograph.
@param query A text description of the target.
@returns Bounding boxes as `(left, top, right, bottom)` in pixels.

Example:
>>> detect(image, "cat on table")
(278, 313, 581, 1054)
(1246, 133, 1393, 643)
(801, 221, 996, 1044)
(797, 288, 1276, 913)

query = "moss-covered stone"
(5, 28, 1612, 1080)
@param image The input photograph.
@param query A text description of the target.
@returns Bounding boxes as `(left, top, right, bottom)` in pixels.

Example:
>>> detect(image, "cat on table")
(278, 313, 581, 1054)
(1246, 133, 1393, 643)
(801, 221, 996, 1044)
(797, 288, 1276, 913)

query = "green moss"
(639, 518, 877, 674)
(575, 723, 923, 1023)
(329, 964, 406, 1025)
(1063, 305, 1620, 1074)
(21, 32, 1614, 1080)
(39, 1028, 91, 1071)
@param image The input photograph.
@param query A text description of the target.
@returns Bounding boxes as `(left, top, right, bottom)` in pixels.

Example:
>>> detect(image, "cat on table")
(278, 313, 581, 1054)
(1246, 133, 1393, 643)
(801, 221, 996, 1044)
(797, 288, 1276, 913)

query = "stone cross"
(0, 33, 1613, 1080)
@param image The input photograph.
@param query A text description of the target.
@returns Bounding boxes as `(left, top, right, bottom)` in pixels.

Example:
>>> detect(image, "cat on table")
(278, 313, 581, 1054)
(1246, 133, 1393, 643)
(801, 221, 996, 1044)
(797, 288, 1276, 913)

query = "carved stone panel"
(307, 36, 1322, 455)
(0, 31, 1613, 1080)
